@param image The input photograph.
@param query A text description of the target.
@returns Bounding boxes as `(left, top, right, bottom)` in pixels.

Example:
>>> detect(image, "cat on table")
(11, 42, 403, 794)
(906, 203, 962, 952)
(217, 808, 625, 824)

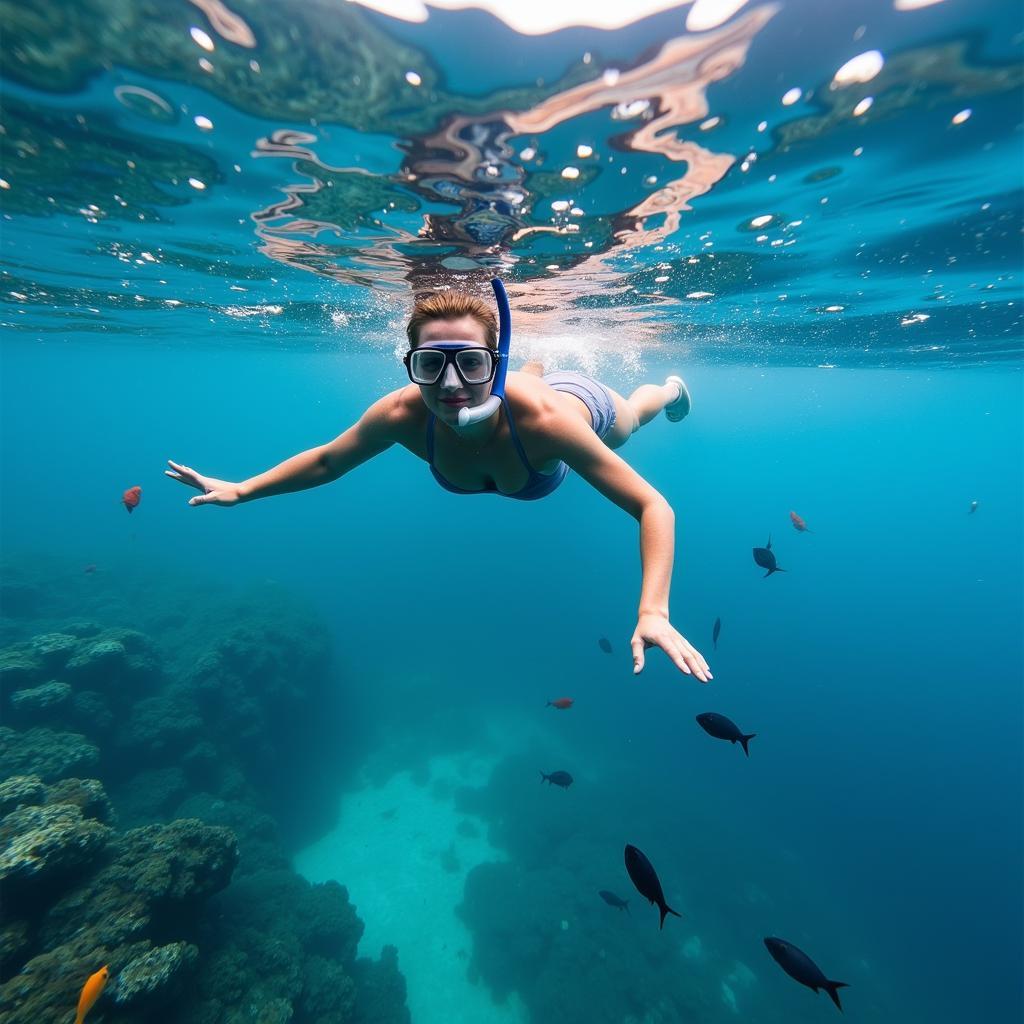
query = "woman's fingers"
(166, 460, 207, 491)
(665, 640, 694, 676)
(631, 636, 646, 674)
(638, 629, 712, 682)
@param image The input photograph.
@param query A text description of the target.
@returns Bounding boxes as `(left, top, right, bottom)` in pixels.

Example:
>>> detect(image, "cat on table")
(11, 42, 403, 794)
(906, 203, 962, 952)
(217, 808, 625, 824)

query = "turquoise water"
(2, 2, 1022, 1023)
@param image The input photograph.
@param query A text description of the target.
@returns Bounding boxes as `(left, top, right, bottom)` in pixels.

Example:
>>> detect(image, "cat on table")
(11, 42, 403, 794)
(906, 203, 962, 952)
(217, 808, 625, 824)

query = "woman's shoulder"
(363, 385, 427, 445)
(507, 372, 573, 423)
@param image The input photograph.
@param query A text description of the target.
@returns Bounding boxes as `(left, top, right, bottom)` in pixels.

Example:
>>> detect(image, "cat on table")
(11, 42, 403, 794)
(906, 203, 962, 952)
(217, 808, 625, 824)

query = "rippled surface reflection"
(1, 0, 1021, 364)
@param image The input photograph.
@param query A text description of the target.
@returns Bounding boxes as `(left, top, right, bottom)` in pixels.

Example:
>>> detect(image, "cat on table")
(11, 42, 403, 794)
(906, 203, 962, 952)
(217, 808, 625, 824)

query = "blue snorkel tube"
(458, 278, 511, 427)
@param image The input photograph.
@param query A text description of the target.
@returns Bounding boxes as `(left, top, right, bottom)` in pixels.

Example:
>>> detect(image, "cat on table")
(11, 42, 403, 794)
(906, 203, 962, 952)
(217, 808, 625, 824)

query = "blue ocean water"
(1, 2, 1022, 1023)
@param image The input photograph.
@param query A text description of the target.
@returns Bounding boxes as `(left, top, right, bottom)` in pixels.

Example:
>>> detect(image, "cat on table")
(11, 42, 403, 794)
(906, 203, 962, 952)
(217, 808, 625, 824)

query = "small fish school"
(538, 519, 845, 1011)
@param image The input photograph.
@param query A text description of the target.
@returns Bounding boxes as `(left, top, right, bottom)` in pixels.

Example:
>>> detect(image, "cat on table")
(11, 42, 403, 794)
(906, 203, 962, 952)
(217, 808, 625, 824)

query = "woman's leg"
(603, 379, 685, 450)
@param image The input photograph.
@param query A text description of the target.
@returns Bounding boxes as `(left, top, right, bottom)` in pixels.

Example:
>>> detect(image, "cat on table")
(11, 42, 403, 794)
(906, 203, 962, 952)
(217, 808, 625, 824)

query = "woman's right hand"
(165, 460, 243, 506)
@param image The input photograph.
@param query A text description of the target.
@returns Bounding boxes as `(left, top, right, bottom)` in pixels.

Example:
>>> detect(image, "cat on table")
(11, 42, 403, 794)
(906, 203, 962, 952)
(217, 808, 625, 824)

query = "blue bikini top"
(426, 396, 568, 501)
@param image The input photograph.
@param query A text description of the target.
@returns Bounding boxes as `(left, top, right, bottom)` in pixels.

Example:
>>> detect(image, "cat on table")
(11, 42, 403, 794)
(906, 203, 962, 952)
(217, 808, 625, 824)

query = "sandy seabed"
(296, 750, 529, 1024)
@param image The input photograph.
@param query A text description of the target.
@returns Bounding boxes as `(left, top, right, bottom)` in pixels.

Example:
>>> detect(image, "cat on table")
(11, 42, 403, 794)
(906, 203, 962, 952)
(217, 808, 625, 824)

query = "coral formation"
(0, 573, 409, 1023)
(0, 802, 110, 888)
(0, 727, 99, 782)
(9, 680, 72, 719)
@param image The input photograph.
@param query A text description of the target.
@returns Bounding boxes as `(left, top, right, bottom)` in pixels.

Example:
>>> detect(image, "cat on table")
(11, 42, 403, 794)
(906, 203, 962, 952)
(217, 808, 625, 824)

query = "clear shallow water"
(2, 2, 1022, 1024)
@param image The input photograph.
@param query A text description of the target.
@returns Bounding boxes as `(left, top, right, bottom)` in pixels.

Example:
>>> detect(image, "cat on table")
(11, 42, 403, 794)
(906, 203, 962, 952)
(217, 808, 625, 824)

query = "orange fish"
(789, 510, 811, 533)
(75, 965, 109, 1024)
(546, 697, 574, 710)
(122, 485, 142, 513)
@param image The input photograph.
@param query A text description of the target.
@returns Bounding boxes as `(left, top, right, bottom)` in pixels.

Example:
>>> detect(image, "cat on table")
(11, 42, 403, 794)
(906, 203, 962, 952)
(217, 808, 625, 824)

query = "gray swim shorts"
(543, 371, 618, 440)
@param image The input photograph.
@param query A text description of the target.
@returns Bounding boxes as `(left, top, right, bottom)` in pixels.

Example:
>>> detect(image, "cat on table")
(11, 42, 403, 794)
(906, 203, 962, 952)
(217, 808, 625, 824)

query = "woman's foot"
(664, 375, 691, 422)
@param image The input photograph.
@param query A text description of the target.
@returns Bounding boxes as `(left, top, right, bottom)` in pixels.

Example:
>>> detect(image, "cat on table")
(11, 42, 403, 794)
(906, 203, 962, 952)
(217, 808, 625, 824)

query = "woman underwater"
(167, 282, 711, 682)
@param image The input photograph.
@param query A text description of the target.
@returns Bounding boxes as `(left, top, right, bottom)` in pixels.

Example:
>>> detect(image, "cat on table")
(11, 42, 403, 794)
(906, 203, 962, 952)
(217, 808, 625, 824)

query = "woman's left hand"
(631, 613, 712, 682)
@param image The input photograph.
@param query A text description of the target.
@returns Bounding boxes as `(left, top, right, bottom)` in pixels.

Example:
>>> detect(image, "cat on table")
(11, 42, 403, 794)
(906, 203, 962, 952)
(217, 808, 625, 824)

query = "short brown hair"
(406, 291, 497, 349)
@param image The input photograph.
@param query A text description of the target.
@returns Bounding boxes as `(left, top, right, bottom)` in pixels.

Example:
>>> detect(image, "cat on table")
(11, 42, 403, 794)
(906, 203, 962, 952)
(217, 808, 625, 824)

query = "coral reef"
(9, 680, 72, 720)
(0, 726, 99, 782)
(0, 573, 409, 1023)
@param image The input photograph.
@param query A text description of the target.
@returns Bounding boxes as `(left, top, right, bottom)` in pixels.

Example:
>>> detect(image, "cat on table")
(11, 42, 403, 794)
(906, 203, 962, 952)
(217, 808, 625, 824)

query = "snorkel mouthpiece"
(457, 278, 511, 427)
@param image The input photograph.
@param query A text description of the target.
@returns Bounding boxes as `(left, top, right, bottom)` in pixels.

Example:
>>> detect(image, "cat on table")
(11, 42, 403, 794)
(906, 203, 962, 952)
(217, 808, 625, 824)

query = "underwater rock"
(0, 586, 412, 1021)
(175, 868, 380, 1023)
(224, 870, 363, 962)
(0, 817, 237, 1020)
(181, 738, 219, 778)
(46, 777, 114, 824)
(65, 637, 126, 677)
(0, 726, 99, 782)
(0, 802, 111, 886)
(120, 692, 203, 754)
(350, 943, 411, 1024)
(27, 633, 79, 670)
(112, 819, 239, 904)
(112, 940, 199, 1005)
(115, 767, 190, 826)
(64, 628, 162, 692)
(10, 680, 72, 719)
(36, 817, 238, 957)
(0, 648, 42, 693)
(0, 917, 30, 975)
(69, 689, 114, 734)
(0, 775, 46, 817)
(299, 953, 357, 1021)
(175, 793, 286, 875)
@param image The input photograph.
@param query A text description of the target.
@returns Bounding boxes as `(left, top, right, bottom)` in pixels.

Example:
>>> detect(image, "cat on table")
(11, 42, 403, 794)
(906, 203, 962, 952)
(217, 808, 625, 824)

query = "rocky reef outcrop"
(0, 572, 409, 1024)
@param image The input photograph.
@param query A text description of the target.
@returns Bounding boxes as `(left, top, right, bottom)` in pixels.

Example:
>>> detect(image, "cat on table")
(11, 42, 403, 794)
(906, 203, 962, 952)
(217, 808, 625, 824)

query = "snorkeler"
(166, 281, 710, 682)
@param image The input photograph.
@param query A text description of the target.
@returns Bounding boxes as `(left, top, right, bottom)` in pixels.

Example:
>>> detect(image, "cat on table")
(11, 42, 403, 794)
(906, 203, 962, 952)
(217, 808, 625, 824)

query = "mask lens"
(409, 349, 445, 384)
(455, 348, 494, 383)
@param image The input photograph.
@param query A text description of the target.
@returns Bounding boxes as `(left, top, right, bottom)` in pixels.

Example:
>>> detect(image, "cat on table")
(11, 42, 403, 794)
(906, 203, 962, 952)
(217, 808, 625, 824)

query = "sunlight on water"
(1, 0, 1020, 363)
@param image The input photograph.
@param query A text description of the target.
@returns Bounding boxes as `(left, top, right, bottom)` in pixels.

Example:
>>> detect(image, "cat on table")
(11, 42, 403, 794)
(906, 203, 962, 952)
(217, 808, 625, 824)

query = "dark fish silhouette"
(598, 637, 613, 654)
(753, 535, 785, 577)
(598, 890, 630, 913)
(712, 616, 721, 649)
(764, 937, 848, 1012)
(696, 713, 756, 756)
(540, 770, 573, 789)
(624, 844, 681, 930)
(969, 500, 979, 514)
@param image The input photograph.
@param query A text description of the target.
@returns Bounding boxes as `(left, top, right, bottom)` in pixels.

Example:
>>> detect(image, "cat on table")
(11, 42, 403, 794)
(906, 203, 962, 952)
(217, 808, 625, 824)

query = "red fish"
(75, 965, 109, 1024)
(122, 485, 142, 513)
(789, 510, 811, 533)
(546, 697, 574, 710)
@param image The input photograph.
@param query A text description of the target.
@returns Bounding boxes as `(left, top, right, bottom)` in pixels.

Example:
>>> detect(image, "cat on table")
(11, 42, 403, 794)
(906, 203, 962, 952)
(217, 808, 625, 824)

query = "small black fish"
(624, 844, 681, 930)
(540, 770, 573, 789)
(696, 712, 756, 757)
(598, 890, 630, 913)
(764, 937, 848, 1012)
(753, 535, 785, 577)
(598, 637, 613, 654)
(712, 616, 721, 649)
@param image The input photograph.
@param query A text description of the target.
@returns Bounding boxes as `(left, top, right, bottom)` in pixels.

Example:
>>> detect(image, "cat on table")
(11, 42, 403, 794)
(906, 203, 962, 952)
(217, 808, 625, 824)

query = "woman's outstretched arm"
(542, 405, 712, 682)
(166, 391, 404, 507)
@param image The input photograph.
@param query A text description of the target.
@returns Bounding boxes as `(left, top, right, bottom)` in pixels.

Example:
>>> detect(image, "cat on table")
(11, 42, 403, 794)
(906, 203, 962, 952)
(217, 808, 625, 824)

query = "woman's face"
(414, 316, 494, 425)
